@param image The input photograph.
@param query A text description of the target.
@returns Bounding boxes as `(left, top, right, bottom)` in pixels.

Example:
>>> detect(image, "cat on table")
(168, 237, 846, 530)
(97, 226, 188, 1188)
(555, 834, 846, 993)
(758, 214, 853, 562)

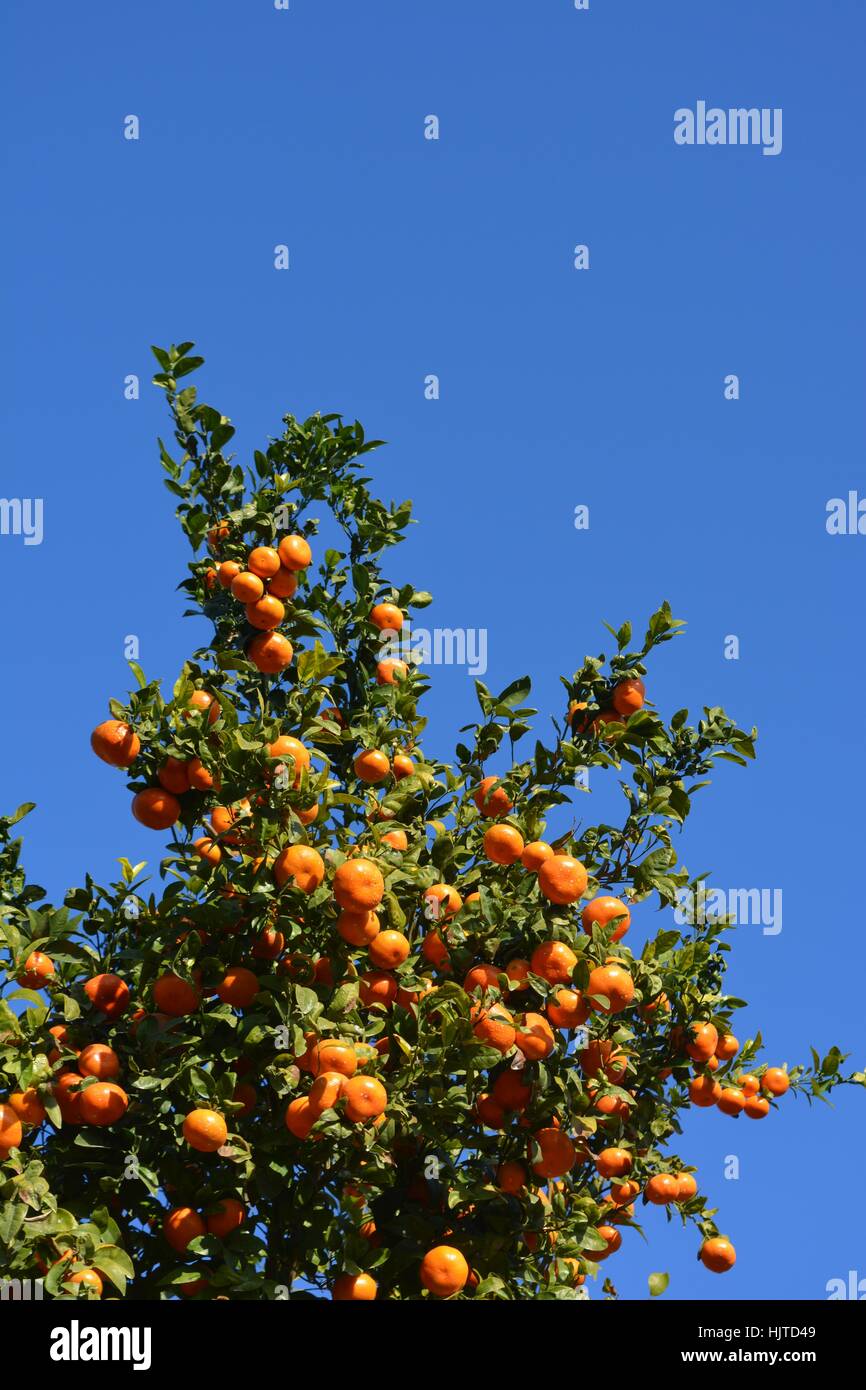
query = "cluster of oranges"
(205, 532, 310, 674)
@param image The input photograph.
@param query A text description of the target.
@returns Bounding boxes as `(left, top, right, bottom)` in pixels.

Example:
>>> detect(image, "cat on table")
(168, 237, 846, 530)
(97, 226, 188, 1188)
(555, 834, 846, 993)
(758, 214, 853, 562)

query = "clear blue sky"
(2, 0, 864, 1300)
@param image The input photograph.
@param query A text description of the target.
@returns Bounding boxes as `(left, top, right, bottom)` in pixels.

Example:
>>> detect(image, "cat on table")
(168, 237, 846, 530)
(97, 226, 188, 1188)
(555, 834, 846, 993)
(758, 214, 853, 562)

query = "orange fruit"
(472, 1004, 516, 1053)
(581, 895, 631, 942)
(164, 1207, 206, 1254)
(463, 963, 502, 995)
(596, 1147, 632, 1179)
(676, 1172, 698, 1201)
(515, 1012, 555, 1060)
(79, 1082, 128, 1127)
(206, 1197, 245, 1238)
(530, 940, 577, 986)
(496, 1159, 527, 1193)
(193, 836, 222, 866)
(183, 1108, 227, 1152)
(308, 1070, 347, 1116)
(376, 658, 409, 685)
(66, 1268, 103, 1297)
(686, 1022, 719, 1062)
(354, 749, 390, 784)
(491, 1070, 532, 1110)
(645, 1173, 679, 1205)
(248, 631, 294, 673)
(580, 1039, 628, 1083)
(717, 1086, 746, 1116)
(158, 757, 190, 794)
(231, 570, 265, 603)
(186, 690, 221, 724)
(591, 1225, 622, 1262)
(611, 677, 645, 717)
(532, 1128, 577, 1179)
(737, 1073, 760, 1096)
(278, 534, 311, 572)
(520, 840, 554, 872)
(52, 1072, 83, 1123)
(715, 1032, 739, 1060)
(700, 1237, 736, 1273)
(359, 970, 399, 1007)
(343, 1075, 387, 1122)
(368, 930, 410, 970)
(78, 1044, 120, 1080)
(209, 800, 252, 847)
(285, 1096, 315, 1139)
(537, 855, 588, 905)
(247, 546, 281, 579)
(17, 951, 55, 990)
(473, 776, 513, 818)
(217, 560, 241, 589)
(609, 1179, 640, 1206)
(268, 735, 311, 779)
(333, 1272, 378, 1300)
(370, 603, 403, 632)
(424, 883, 462, 920)
(483, 824, 524, 865)
(419, 1245, 469, 1298)
(586, 964, 635, 1014)
(334, 858, 385, 911)
(251, 926, 286, 960)
(273, 844, 325, 893)
(546, 988, 589, 1030)
(8, 1088, 46, 1127)
(132, 787, 181, 830)
(246, 595, 285, 631)
(217, 967, 259, 1009)
(84, 973, 130, 1019)
(268, 565, 299, 599)
(0, 1103, 24, 1157)
(337, 909, 380, 946)
(311, 1041, 357, 1078)
(762, 1067, 789, 1096)
(505, 958, 530, 990)
(744, 1095, 770, 1119)
(392, 753, 415, 780)
(153, 973, 201, 1017)
(90, 719, 140, 767)
(382, 829, 408, 851)
(689, 1075, 722, 1108)
(475, 1093, 506, 1129)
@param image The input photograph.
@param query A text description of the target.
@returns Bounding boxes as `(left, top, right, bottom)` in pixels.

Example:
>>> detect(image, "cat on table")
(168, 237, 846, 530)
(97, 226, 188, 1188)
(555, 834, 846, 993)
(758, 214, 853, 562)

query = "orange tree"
(0, 342, 862, 1301)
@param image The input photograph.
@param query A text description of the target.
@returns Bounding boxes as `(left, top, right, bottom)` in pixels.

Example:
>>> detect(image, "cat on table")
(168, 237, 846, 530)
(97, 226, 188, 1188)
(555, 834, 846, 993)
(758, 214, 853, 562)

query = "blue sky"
(2, 0, 864, 1300)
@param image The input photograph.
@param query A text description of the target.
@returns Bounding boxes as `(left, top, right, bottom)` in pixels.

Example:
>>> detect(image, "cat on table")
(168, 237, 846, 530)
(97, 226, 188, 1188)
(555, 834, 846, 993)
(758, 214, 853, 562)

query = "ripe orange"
(333, 1272, 378, 1300)
(580, 1040, 628, 1083)
(592, 1225, 622, 1262)
(596, 1147, 632, 1179)
(17, 951, 55, 990)
(268, 735, 310, 779)
(392, 752, 415, 780)
(546, 988, 589, 1030)
(491, 1069, 532, 1111)
(91, 719, 140, 767)
(164, 1207, 205, 1254)
(84, 973, 130, 1019)
(248, 631, 293, 673)
(382, 828, 408, 851)
(689, 1075, 722, 1108)
(52, 1072, 83, 1123)
(505, 958, 530, 990)
(419, 1245, 469, 1298)
(530, 939, 577, 986)
(186, 690, 220, 724)
(158, 757, 190, 794)
(475, 1093, 506, 1129)
(0, 1103, 24, 1157)
(645, 1173, 679, 1205)
(744, 1095, 770, 1119)
(308, 1070, 347, 1116)
(368, 930, 410, 970)
(686, 1022, 719, 1062)
(231, 570, 265, 603)
(532, 1129, 577, 1179)
(762, 1067, 789, 1096)
(717, 1086, 746, 1116)
(581, 895, 631, 942)
(609, 1179, 640, 1206)
(311, 1041, 357, 1078)
(337, 909, 380, 946)
(715, 1032, 739, 1060)
(79, 1082, 128, 1127)
(370, 602, 404, 632)
(700, 1237, 736, 1273)
(217, 967, 259, 1009)
(153, 973, 201, 1017)
(217, 560, 241, 589)
(9, 1088, 46, 1126)
(206, 1198, 245, 1238)
(611, 677, 645, 717)
(268, 565, 299, 599)
(334, 858, 385, 911)
(354, 749, 390, 784)
(482, 824, 524, 865)
(473, 776, 513, 818)
(273, 844, 325, 892)
(376, 658, 409, 685)
(285, 1096, 315, 1140)
(496, 1159, 527, 1193)
(520, 840, 554, 872)
(193, 836, 222, 866)
(421, 930, 450, 968)
(359, 971, 398, 1008)
(187, 757, 217, 792)
(183, 1108, 228, 1152)
(343, 1075, 387, 1122)
(278, 534, 312, 571)
(424, 883, 462, 919)
(537, 854, 588, 905)
(66, 1268, 103, 1297)
(78, 1044, 120, 1080)
(586, 964, 635, 1014)
(676, 1172, 698, 1201)
(246, 595, 285, 631)
(132, 787, 181, 830)
(737, 1073, 760, 1096)
(472, 1004, 516, 1053)
(515, 1012, 555, 1060)
(463, 963, 502, 995)
(247, 546, 281, 579)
